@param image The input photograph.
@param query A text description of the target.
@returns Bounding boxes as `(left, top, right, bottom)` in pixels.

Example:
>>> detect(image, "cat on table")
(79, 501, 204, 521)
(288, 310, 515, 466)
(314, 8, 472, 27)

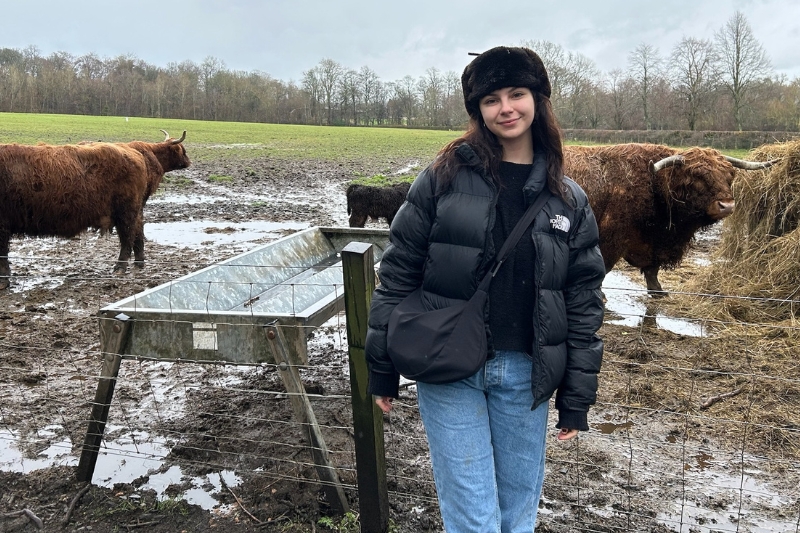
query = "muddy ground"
(1, 155, 798, 533)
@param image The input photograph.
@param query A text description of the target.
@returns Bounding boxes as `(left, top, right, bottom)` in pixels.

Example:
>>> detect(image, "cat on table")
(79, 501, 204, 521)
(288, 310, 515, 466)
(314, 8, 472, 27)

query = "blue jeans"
(417, 350, 549, 533)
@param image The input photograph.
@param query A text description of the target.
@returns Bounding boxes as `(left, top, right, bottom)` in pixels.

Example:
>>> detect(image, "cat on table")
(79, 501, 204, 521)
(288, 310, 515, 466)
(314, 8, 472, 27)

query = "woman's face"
(479, 87, 535, 144)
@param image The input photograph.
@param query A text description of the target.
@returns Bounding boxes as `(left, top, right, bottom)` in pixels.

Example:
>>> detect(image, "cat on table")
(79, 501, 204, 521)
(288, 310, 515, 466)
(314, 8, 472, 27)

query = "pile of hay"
(677, 140, 800, 325)
(617, 141, 800, 459)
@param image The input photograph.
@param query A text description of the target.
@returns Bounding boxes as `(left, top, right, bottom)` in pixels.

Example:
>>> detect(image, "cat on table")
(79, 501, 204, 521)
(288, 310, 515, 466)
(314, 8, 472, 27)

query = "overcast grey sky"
(3, 0, 798, 82)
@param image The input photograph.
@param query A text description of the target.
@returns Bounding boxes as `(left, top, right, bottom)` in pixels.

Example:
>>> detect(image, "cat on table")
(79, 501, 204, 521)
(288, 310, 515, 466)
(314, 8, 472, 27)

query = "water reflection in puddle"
(7, 221, 312, 291)
(145, 220, 309, 249)
(656, 467, 793, 533)
(602, 271, 705, 337)
(394, 160, 420, 175)
(148, 193, 223, 205)
(0, 428, 241, 511)
(0, 363, 253, 510)
(0, 427, 75, 472)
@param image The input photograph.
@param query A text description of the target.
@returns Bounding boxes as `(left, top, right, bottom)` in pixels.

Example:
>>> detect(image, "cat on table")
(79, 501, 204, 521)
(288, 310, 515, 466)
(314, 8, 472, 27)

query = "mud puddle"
(0, 427, 242, 511)
(602, 271, 706, 337)
(145, 220, 309, 249)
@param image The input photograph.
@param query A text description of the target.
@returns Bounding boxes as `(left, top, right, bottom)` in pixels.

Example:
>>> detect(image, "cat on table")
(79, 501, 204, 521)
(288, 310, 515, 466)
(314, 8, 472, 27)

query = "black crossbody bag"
(386, 189, 552, 384)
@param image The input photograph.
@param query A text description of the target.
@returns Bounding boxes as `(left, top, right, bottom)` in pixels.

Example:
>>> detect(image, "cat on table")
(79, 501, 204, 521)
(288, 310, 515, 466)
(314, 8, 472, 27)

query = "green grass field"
(0, 112, 463, 164)
(0, 112, 753, 163)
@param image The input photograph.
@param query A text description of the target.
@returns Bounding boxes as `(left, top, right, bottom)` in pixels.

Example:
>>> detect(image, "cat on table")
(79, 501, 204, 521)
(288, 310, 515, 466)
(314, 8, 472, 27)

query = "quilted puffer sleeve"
(365, 167, 438, 398)
(555, 180, 606, 429)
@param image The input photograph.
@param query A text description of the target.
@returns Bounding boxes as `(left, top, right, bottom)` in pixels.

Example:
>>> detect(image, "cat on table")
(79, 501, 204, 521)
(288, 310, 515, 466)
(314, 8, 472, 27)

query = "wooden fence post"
(76, 313, 132, 483)
(341, 242, 389, 533)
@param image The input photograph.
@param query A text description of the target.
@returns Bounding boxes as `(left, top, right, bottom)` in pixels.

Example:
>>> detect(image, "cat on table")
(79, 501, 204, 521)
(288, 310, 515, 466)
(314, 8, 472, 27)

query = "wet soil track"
(0, 155, 798, 533)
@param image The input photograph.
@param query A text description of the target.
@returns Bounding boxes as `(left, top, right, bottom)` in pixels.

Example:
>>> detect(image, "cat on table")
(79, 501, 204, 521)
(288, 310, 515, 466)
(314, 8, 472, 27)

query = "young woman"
(364, 46, 605, 532)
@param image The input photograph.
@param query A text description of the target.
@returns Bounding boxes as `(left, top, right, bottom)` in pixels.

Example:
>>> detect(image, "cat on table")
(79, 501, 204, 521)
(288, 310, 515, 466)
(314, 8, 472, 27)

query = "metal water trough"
(97, 226, 390, 364)
(77, 226, 391, 513)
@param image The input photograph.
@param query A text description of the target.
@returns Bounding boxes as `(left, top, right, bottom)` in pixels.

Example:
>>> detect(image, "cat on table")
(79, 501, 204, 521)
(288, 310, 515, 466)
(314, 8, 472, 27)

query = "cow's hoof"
(0, 279, 9, 290)
(112, 268, 127, 277)
(648, 290, 668, 298)
(133, 261, 145, 270)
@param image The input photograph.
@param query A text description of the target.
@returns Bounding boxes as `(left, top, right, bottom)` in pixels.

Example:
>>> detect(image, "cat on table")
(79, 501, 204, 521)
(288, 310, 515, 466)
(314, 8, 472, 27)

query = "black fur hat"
(461, 46, 551, 117)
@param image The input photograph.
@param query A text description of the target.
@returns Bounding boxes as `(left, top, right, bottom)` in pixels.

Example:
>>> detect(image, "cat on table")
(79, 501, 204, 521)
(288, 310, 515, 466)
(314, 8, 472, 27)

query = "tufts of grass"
(154, 495, 191, 516)
(96, 498, 139, 517)
(161, 174, 192, 188)
(318, 512, 360, 532)
(350, 173, 415, 187)
(208, 174, 234, 183)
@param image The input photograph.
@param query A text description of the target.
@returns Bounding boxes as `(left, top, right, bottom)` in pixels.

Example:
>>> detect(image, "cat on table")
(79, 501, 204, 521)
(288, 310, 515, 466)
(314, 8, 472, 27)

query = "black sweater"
(489, 161, 535, 353)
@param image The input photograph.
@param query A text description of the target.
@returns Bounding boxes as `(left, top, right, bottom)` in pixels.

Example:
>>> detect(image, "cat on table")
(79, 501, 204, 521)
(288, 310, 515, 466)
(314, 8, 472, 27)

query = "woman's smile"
(498, 117, 520, 126)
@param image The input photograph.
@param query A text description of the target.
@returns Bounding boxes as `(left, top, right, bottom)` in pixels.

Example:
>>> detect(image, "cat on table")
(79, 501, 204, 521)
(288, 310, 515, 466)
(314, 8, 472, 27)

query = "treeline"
(1, 11, 798, 132)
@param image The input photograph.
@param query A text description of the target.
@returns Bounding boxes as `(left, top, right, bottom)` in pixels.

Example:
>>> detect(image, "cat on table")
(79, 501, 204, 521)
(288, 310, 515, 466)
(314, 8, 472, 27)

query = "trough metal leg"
(76, 313, 132, 483)
(265, 322, 349, 515)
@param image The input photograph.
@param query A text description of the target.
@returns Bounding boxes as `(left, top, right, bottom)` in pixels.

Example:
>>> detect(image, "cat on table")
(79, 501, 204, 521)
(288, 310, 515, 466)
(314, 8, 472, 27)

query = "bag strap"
(478, 188, 552, 291)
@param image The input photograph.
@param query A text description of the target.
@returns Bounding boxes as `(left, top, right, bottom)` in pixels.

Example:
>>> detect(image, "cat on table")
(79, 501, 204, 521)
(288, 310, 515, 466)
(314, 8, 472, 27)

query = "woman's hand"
(557, 428, 579, 441)
(375, 396, 394, 413)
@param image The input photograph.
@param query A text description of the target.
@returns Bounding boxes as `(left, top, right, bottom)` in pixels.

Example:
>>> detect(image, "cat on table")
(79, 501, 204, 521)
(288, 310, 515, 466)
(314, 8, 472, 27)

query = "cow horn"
(723, 155, 780, 170)
(649, 155, 685, 174)
(170, 130, 187, 145)
(160, 129, 170, 141)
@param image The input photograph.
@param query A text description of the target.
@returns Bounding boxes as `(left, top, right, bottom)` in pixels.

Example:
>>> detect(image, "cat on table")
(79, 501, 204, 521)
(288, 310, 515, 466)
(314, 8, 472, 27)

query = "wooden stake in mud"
(76, 313, 132, 482)
(264, 321, 349, 515)
(341, 242, 389, 533)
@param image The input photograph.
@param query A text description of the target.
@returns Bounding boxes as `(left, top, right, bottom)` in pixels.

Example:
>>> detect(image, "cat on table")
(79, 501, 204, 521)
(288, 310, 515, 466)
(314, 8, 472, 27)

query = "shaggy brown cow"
(563, 143, 775, 295)
(81, 130, 191, 202)
(0, 138, 186, 290)
(346, 182, 410, 227)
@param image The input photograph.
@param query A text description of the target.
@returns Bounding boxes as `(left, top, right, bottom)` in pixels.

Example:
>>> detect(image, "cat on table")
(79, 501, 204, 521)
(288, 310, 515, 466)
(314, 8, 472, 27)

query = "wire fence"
(1, 256, 799, 533)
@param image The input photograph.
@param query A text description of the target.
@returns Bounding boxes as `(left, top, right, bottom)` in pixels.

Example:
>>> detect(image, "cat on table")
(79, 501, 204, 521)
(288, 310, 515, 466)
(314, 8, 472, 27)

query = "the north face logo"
(550, 214, 570, 232)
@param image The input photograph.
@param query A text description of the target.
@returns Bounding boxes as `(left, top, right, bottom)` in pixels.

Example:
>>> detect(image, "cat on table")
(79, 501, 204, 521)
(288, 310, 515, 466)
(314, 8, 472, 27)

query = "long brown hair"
(432, 92, 567, 201)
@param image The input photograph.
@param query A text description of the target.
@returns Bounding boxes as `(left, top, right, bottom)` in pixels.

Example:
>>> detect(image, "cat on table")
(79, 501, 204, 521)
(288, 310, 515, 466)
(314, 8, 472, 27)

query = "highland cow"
(0, 134, 190, 290)
(563, 143, 775, 295)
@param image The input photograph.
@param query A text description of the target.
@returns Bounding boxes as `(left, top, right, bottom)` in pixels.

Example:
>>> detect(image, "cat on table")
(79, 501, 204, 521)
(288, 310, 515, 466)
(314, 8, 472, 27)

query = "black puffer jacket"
(365, 143, 605, 430)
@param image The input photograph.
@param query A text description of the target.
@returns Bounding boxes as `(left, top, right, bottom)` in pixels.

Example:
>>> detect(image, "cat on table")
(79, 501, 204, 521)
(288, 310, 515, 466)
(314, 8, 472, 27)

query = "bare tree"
(167, 60, 201, 120)
(301, 66, 323, 125)
(628, 43, 661, 130)
(0, 48, 23, 111)
(387, 75, 418, 125)
(561, 52, 600, 128)
(670, 37, 718, 130)
(317, 58, 344, 125)
(372, 81, 389, 125)
(441, 70, 464, 128)
(339, 68, 358, 125)
(604, 69, 635, 129)
(519, 40, 602, 128)
(358, 66, 380, 125)
(419, 67, 445, 127)
(520, 40, 567, 105)
(714, 10, 772, 130)
(200, 56, 225, 120)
